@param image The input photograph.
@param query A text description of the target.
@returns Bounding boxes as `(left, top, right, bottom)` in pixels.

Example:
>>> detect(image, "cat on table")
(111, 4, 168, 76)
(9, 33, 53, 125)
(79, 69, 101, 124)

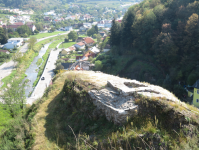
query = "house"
(76, 56, 83, 61)
(68, 46, 76, 51)
(81, 51, 95, 61)
(3, 38, 24, 49)
(65, 26, 73, 31)
(70, 61, 92, 70)
(0, 50, 10, 54)
(99, 32, 107, 37)
(3, 22, 36, 32)
(61, 63, 73, 70)
(89, 46, 100, 54)
(26, 22, 36, 31)
(3, 42, 18, 49)
(44, 17, 52, 22)
(103, 44, 111, 53)
(104, 20, 112, 28)
(79, 25, 90, 32)
(73, 23, 83, 29)
(192, 80, 199, 107)
(83, 37, 95, 46)
(8, 38, 24, 44)
(74, 42, 85, 49)
(43, 25, 50, 30)
(83, 23, 92, 28)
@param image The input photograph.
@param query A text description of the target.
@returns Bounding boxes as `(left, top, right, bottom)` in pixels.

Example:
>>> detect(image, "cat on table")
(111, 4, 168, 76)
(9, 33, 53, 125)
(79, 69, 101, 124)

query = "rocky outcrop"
(87, 74, 187, 125)
(62, 71, 198, 126)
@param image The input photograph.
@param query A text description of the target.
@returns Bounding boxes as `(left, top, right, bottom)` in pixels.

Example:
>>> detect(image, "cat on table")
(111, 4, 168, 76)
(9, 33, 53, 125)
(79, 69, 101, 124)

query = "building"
(61, 63, 73, 70)
(65, 26, 73, 31)
(192, 80, 199, 107)
(70, 61, 93, 70)
(83, 37, 95, 46)
(3, 22, 36, 32)
(0, 50, 10, 54)
(3, 38, 24, 49)
(74, 42, 85, 49)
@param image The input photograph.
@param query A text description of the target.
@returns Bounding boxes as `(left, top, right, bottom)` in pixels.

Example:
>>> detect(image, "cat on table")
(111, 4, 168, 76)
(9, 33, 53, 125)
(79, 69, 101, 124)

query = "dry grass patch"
(31, 74, 66, 150)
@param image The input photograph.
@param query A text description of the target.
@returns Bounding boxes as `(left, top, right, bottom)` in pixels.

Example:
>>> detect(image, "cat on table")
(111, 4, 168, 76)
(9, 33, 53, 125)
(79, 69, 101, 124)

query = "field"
(59, 42, 76, 49)
(29, 31, 66, 39)
(74, 0, 132, 8)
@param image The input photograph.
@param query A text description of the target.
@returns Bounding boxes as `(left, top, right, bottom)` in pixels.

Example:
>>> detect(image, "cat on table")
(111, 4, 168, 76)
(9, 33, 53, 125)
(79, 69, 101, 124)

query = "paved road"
(19, 43, 29, 53)
(0, 32, 69, 82)
(0, 43, 29, 81)
(27, 46, 62, 104)
(0, 32, 70, 103)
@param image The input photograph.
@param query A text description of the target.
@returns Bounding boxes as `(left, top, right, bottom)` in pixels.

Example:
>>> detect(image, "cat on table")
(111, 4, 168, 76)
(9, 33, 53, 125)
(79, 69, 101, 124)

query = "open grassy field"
(59, 42, 76, 49)
(74, 0, 131, 8)
(29, 31, 66, 39)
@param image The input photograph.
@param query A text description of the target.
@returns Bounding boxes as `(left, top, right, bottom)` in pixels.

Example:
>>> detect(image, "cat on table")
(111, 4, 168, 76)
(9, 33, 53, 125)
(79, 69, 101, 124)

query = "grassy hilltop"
(18, 71, 199, 150)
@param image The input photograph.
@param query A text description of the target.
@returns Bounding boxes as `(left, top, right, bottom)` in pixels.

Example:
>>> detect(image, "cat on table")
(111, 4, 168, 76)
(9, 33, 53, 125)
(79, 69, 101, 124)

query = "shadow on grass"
(44, 89, 118, 148)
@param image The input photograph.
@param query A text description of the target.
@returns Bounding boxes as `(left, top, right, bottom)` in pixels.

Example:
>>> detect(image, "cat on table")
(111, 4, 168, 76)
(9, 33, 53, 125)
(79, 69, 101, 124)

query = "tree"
(55, 64, 64, 73)
(0, 78, 26, 117)
(35, 23, 43, 31)
(12, 52, 23, 67)
(29, 37, 37, 50)
(95, 60, 103, 70)
(97, 34, 102, 43)
(50, 27, 55, 32)
(34, 30, 39, 34)
(0, 27, 8, 44)
(87, 27, 95, 36)
(16, 25, 32, 36)
(68, 31, 78, 41)
(110, 19, 121, 47)
(94, 25, 98, 34)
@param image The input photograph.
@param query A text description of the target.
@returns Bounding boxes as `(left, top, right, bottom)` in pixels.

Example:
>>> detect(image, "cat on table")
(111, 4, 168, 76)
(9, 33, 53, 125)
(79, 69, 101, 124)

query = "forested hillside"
(0, 0, 62, 11)
(107, 0, 199, 98)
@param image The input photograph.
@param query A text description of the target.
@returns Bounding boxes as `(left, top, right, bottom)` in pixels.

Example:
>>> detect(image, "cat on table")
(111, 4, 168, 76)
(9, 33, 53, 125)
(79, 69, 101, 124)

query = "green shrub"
(95, 60, 103, 71)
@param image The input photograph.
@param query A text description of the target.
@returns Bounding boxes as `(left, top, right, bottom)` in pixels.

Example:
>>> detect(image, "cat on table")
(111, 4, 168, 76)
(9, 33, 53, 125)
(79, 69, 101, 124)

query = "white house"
(79, 25, 90, 32)
(74, 42, 85, 49)
(44, 10, 56, 16)
(65, 26, 73, 31)
(3, 38, 24, 49)
(90, 46, 100, 54)
(3, 42, 19, 49)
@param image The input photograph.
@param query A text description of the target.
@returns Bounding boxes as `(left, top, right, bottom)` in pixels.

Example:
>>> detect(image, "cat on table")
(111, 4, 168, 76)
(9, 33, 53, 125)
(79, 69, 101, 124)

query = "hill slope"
(27, 71, 199, 149)
(100, 0, 199, 99)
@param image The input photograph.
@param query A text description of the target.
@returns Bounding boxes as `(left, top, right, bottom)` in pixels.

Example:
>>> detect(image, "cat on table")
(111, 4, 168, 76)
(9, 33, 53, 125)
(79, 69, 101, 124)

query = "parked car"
(41, 77, 45, 80)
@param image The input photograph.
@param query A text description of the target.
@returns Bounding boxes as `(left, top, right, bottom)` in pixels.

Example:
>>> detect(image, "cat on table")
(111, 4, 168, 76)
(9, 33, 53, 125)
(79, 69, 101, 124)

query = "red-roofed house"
(74, 42, 85, 49)
(3, 22, 36, 32)
(68, 46, 76, 51)
(14, 22, 24, 25)
(0, 50, 10, 54)
(83, 37, 95, 46)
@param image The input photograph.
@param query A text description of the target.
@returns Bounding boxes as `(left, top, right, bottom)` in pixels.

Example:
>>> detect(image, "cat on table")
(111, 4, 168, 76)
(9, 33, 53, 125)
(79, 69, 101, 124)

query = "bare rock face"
(88, 78, 183, 125)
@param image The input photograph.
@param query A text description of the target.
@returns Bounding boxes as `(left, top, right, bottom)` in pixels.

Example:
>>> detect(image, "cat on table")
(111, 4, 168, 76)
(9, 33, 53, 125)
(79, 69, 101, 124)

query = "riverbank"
(0, 34, 67, 89)
(32, 38, 64, 88)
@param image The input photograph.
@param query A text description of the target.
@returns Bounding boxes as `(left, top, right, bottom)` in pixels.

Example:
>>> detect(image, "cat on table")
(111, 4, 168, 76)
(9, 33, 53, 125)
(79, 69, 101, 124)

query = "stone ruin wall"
(88, 78, 186, 125)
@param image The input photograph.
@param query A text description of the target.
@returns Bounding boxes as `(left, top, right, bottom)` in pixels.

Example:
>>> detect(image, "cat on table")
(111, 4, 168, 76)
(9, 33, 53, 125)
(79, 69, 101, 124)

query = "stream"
(24, 42, 51, 97)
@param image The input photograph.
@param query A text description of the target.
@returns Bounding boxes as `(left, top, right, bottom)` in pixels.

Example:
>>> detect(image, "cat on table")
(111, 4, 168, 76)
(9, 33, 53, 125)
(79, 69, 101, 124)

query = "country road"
(0, 43, 29, 80)
(27, 43, 62, 104)
(0, 31, 69, 83)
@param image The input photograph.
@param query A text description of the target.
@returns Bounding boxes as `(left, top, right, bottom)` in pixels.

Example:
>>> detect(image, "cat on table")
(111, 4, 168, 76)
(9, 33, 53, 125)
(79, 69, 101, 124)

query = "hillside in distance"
(0, 0, 136, 11)
(0, 0, 62, 11)
(97, 0, 199, 99)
